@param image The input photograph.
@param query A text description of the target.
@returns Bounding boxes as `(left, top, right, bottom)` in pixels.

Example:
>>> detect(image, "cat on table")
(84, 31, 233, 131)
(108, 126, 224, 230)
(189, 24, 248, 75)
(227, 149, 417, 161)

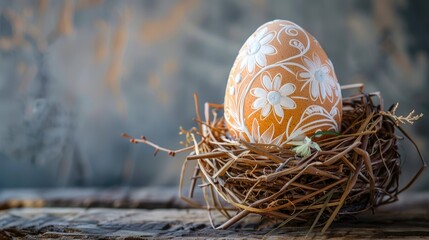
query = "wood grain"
(0, 189, 428, 239)
(0, 206, 428, 239)
(0, 187, 190, 210)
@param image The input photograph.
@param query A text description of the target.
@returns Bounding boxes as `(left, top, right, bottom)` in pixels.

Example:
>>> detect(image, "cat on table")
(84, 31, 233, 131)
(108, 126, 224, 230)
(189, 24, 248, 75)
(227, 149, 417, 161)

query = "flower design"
(251, 73, 296, 122)
(240, 27, 276, 73)
(251, 119, 283, 145)
(298, 53, 336, 103)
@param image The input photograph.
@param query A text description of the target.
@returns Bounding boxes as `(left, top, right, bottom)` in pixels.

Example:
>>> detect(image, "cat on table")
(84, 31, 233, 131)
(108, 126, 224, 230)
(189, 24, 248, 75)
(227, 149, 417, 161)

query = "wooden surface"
(0, 188, 429, 239)
(0, 187, 189, 210)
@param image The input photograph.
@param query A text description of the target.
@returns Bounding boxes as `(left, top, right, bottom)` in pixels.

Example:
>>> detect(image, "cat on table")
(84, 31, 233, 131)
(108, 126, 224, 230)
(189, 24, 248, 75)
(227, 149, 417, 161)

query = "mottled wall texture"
(0, 0, 428, 189)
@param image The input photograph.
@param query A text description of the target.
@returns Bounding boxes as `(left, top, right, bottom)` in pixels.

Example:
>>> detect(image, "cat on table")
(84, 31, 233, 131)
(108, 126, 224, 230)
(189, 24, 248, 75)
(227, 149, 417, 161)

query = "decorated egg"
(224, 20, 342, 145)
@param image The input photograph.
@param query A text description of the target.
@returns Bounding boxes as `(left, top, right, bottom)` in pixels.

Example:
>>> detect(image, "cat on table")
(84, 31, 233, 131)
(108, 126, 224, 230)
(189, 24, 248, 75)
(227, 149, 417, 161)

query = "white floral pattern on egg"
(224, 20, 342, 145)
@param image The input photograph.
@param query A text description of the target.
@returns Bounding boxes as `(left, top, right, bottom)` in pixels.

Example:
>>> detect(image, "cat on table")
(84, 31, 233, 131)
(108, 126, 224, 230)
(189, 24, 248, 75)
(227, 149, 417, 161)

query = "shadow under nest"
(124, 84, 425, 233)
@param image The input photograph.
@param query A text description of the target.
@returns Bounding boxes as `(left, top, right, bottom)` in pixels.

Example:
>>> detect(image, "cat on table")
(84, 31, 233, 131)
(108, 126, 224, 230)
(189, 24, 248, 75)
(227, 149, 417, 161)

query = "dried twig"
(121, 133, 196, 156)
(381, 103, 423, 126)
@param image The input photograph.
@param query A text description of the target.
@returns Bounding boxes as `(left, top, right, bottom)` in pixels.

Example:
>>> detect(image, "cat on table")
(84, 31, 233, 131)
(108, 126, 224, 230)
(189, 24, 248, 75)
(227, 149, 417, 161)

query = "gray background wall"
(0, 0, 428, 190)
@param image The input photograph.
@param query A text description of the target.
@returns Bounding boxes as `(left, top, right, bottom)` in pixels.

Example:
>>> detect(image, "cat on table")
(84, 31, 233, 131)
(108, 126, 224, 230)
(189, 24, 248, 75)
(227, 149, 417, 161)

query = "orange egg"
(224, 20, 342, 145)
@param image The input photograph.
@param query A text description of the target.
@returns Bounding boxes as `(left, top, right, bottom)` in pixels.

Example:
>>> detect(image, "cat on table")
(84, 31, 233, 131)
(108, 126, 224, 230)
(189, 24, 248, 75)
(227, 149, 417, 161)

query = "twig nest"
(180, 86, 425, 232)
(124, 85, 424, 232)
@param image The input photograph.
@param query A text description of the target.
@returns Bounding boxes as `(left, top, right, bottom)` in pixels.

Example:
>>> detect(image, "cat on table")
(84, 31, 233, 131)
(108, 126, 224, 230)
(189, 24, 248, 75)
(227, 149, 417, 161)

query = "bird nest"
(123, 83, 425, 233)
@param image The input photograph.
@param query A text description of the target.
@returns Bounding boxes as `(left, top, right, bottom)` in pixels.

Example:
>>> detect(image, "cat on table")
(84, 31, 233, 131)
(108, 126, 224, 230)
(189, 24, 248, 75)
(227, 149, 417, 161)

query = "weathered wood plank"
(2, 188, 427, 212)
(0, 188, 192, 210)
(0, 190, 429, 239)
(0, 201, 429, 239)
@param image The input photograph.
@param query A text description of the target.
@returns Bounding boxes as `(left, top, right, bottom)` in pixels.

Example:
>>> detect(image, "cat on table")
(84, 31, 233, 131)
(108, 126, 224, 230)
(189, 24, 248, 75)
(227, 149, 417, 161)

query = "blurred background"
(0, 0, 427, 190)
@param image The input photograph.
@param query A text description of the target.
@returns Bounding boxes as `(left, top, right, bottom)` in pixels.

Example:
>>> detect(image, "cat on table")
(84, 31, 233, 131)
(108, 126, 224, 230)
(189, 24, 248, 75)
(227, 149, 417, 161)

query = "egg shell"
(224, 20, 342, 145)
